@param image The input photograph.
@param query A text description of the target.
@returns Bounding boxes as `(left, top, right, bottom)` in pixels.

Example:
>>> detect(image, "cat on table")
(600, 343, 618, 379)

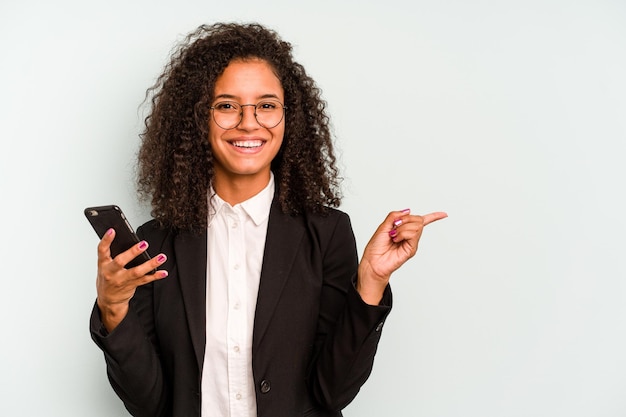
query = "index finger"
(422, 212, 448, 226)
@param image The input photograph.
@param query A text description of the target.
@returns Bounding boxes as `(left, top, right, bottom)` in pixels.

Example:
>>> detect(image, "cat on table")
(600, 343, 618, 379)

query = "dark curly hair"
(137, 22, 342, 232)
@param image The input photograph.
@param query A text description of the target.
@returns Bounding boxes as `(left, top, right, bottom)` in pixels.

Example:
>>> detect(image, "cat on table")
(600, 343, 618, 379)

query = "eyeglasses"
(209, 100, 287, 130)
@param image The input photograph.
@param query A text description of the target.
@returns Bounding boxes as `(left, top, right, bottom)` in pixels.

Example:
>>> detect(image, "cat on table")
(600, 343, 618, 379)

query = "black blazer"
(91, 200, 392, 417)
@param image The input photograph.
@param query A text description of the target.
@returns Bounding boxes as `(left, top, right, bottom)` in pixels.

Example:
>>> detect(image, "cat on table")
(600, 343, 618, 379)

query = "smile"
(231, 140, 264, 149)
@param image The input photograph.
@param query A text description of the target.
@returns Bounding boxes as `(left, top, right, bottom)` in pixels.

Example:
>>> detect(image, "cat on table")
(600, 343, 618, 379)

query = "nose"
(238, 104, 259, 130)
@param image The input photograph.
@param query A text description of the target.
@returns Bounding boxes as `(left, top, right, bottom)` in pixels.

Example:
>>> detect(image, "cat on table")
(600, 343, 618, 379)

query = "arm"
(307, 212, 391, 411)
(90, 224, 170, 417)
(309, 209, 447, 411)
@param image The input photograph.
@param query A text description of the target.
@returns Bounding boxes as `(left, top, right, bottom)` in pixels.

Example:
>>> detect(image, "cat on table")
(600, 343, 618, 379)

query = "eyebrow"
(213, 93, 282, 101)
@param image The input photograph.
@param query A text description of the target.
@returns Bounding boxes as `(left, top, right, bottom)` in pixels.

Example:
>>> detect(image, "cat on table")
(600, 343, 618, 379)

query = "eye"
(213, 101, 239, 112)
(257, 101, 279, 112)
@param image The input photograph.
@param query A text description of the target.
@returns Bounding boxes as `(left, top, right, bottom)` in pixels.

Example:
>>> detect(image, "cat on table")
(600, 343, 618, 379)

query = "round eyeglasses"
(209, 100, 287, 130)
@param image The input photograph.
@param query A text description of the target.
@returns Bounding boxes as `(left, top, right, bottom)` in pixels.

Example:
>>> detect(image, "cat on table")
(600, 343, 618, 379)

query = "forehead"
(213, 59, 283, 100)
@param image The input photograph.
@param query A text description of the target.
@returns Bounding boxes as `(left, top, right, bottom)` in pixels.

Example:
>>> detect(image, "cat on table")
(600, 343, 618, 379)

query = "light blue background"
(1, 1, 625, 415)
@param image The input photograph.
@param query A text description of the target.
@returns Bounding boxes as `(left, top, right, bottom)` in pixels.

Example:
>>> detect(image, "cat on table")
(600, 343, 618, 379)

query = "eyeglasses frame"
(209, 100, 287, 130)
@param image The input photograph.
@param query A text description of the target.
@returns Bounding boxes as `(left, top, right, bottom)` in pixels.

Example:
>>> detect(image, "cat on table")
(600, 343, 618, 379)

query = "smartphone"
(84, 205, 152, 270)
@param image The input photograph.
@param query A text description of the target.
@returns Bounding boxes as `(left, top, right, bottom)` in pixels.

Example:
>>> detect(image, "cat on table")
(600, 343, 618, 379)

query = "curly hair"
(136, 22, 342, 232)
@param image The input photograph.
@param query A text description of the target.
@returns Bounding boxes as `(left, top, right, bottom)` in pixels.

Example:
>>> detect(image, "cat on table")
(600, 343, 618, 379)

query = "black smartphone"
(84, 205, 151, 269)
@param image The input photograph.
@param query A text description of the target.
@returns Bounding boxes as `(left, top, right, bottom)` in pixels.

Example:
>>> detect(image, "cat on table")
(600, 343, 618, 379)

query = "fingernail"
(157, 254, 167, 263)
(401, 208, 411, 214)
(389, 229, 397, 238)
(138, 241, 148, 250)
(106, 228, 114, 236)
(158, 270, 169, 278)
(393, 219, 403, 227)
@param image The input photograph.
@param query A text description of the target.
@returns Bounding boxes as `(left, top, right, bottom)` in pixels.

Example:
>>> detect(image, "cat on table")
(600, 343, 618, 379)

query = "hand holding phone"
(85, 205, 167, 332)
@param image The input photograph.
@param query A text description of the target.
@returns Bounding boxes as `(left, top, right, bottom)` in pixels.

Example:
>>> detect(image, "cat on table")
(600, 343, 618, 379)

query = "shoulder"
(136, 219, 163, 237)
(136, 219, 176, 248)
(300, 207, 356, 252)
(303, 206, 352, 230)
(273, 203, 352, 233)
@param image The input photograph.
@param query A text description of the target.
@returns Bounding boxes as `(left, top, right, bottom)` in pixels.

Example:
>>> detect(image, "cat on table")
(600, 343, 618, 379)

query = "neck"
(212, 171, 271, 206)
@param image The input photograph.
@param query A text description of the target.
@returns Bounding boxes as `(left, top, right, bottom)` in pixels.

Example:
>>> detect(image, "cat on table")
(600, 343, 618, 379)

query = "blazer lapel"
(253, 202, 304, 349)
(175, 229, 208, 371)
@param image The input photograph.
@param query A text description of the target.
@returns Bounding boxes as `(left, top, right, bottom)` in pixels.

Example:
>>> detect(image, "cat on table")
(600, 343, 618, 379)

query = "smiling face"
(208, 58, 285, 199)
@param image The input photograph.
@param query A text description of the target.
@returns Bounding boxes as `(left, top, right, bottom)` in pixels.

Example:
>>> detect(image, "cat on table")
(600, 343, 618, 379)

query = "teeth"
(232, 140, 263, 148)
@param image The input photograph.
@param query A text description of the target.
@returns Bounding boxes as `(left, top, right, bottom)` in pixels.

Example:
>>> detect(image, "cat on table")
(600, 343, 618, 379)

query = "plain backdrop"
(1, 1, 625, 416)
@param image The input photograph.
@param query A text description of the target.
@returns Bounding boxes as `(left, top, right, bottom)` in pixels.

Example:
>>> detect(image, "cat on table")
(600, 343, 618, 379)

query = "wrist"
(357, 263, 390, 305)
(97, 299, 129, 333)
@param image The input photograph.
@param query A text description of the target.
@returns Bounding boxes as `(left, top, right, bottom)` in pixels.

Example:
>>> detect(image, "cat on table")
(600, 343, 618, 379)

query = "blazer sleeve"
(89, 223, 169, 417)
(307, 211, 392, 411)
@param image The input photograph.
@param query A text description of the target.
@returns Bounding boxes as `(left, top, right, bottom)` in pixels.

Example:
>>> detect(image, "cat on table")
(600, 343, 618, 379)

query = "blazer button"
(260, 379, 271, 394)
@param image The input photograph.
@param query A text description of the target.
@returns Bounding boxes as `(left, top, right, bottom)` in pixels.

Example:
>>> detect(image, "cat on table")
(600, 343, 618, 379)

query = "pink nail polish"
(389, 229, 397, 238)
(393, 219, 403, 227)
(401, 208, 410, 214)
(157, 254, 166, 263)
(106, 228, 114, 236)
(138, 241, 148, 250)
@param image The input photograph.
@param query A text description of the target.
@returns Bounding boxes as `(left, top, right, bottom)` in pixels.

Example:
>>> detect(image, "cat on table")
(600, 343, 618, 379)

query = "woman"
(90, 22, 446, 417)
